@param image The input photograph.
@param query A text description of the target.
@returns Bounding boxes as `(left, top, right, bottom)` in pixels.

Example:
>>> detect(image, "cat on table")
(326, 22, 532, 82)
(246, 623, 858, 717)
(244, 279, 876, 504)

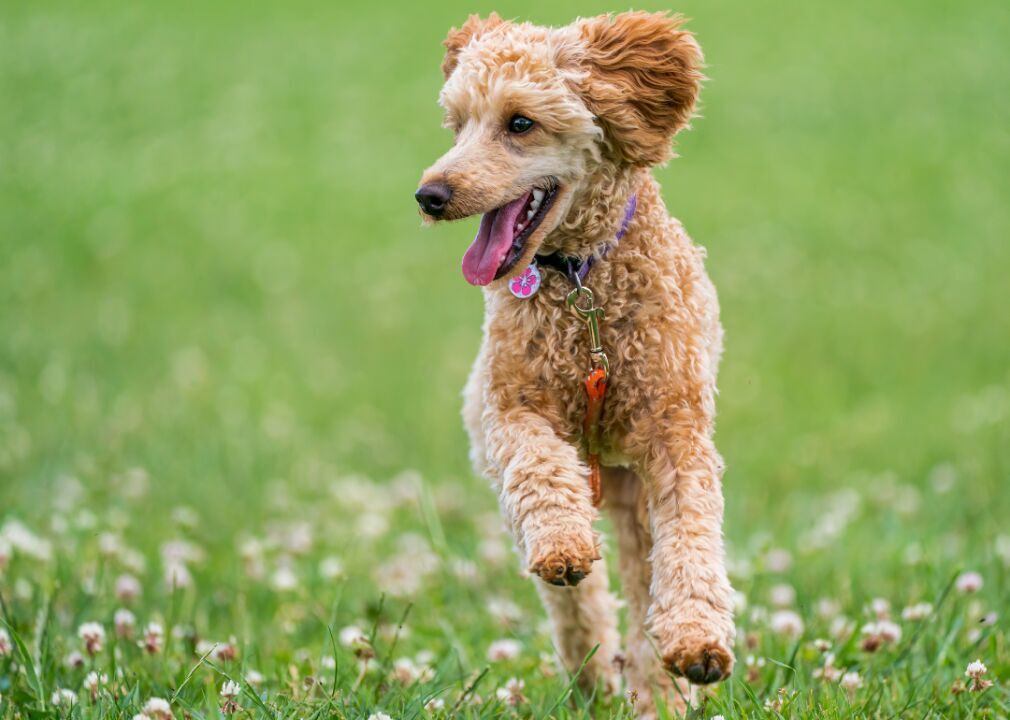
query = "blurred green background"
(2, 0, 1009, 574)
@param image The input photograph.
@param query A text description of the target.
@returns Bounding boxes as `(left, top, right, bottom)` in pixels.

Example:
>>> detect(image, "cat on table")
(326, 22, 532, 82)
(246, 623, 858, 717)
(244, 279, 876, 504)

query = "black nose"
(415, 183, 453, 216)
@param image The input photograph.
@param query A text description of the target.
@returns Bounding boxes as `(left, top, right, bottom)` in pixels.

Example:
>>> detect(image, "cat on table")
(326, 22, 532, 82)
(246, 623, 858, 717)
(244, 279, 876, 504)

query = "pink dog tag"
(509, 263, 542, 298)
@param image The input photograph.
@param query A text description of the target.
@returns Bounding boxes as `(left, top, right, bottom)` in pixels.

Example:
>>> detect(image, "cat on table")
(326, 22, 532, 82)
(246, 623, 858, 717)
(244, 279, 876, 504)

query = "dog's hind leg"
(602, 467, 691, 719)
(534, 553, 621, 697)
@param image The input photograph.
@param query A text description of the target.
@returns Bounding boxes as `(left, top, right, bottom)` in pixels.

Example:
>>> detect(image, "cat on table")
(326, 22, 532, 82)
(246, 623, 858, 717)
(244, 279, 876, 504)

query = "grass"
(0, 0, 1008, 717)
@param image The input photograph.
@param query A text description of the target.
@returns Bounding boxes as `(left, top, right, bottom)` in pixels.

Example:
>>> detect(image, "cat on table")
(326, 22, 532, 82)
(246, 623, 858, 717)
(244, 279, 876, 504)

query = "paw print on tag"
(509, 263, 541, 298)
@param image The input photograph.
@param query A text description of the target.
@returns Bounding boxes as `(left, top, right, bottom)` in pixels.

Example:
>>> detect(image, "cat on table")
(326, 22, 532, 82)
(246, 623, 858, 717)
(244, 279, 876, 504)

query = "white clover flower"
(51, 688, 78, 706)
(381, 558, 430, 597)
(0, 537, 11, 570)
(814, 663, 842, 683)
(392, 657, 418, 684)
(449, 557, 478, 581)
(903, 543, 923, 565)
(877, 620, 902, 643)
(83, 671, 108, 699)
(965, 660, 988, 679)
(78, 622, 105, 656)
(141, 622, 164, 654)
(956, 571, 983, 594)
(769, 609, 804, 638)
(861, 620, 901, 643)
(424, 697, 445, 711)
(900, 602, 932, 622)
(115, 574, 143, 602)
(769, 584, 796, 608)
(356, 512, 389, 539)
(368, 713, 393, 720)
(1, 519, 52, 561)
(163, 561, 193, 590)
(142, 697, 173, 720)
(0, 628, 11, 657)
(817, 598, 841, 619)
(996, 535, 1010, 566)
(339, 625, 367, 647)
(964, 658, 994, 692)
(487, 638, 522, 662)
(840, 671, 862, 692)
(725, 593, 745, 618)
(64, 650, 84, 668)
(121, 548, 147, 574)
(245, 670, 264, 687)
(210, 639, 238, 662)
(496, 677, 527, 706)
(830, 615, 855, 641)
(283, 522, 312, 554)
(860, 620, 901, 651)
(114, 608, 136, 639)
(478, 539, 507, 565)
(812, 651, 842, 682)
(238, 535, 263, 557)
(270, 561, 298, 592)
(220, 680, 241, 699)
(319, 556, 344, 581)
(171, 506, 199, 528)
(764, 548, 792, 573)
(486, 597, 522, 626)
(869, 598, 891, 619)
(98, 532, 122, 558)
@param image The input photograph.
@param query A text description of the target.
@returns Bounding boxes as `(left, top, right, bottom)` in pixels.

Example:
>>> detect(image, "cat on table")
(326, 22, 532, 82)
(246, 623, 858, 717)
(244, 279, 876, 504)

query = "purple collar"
(535, 193, 637, 287)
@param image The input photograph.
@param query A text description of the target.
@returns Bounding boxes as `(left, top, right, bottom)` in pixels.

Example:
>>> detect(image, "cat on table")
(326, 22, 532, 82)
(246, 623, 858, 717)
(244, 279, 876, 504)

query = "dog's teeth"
(526, 208, 535, 221)
(532, 188, 545, 203)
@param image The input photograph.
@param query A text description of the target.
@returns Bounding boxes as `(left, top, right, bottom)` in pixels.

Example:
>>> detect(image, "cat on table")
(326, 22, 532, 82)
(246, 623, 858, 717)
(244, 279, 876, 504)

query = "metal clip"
(566, 285, 609, 379)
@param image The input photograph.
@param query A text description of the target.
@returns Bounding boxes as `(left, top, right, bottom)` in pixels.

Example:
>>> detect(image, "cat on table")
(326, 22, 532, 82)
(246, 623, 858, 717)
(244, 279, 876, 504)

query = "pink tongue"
(461, 192, 531, 286)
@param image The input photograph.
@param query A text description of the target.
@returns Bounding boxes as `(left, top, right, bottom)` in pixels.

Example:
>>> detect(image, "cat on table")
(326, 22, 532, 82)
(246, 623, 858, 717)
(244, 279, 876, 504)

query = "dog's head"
(415, 11, 703, 287)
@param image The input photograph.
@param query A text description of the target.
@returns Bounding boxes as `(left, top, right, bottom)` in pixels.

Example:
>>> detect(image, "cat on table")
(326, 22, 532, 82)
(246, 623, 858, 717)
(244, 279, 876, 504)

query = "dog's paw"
(660, 627, 734, 685)
(526, 525, 600, 587)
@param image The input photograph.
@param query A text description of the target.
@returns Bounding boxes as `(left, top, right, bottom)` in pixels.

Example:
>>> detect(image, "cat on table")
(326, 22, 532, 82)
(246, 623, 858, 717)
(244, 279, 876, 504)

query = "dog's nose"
(415, 183, 453, 217)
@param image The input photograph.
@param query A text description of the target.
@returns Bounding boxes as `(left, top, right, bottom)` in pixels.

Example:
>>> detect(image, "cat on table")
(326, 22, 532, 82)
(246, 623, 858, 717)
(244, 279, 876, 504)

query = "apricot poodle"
(415, 11, 735, 716)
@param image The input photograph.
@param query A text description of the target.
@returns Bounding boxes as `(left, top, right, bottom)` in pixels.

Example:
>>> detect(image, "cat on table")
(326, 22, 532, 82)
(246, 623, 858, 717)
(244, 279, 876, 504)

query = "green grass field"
(1, 0, 1008, 717)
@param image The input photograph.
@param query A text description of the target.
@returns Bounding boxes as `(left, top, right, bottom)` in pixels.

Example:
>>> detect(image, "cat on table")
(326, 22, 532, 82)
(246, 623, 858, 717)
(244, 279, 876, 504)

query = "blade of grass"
(543, 643, 599, 717)
(0, 616, 45, 711)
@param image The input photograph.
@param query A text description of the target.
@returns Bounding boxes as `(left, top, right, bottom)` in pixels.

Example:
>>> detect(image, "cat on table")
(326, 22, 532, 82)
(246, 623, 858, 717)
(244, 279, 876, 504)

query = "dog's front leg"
(485, 408, 600, 586)
(632, 407, 736, 686)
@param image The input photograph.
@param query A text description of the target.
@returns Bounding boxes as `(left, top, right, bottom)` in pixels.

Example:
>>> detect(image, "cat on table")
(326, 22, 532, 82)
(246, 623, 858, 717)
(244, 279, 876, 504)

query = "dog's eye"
(507, 115, 535, 134)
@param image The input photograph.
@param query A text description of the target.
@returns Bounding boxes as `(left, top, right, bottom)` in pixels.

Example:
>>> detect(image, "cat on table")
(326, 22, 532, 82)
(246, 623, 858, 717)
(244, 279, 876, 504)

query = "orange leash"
(582, 366, 607, 507)
(567, 285, 610, 508)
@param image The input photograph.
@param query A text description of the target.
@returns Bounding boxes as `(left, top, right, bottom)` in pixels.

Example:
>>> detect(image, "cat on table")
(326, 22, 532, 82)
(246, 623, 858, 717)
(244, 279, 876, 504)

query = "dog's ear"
(576, 12, 704, 165)
(442, 13, 505, 79)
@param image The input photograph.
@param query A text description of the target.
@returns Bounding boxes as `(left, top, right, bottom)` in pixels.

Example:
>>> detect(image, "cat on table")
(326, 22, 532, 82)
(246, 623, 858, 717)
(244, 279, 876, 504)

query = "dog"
(415, 11, 735, 716)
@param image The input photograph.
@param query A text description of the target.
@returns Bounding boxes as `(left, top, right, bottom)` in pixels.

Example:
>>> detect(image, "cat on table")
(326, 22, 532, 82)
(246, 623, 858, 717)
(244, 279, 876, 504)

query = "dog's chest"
(485, 276, 653, 447)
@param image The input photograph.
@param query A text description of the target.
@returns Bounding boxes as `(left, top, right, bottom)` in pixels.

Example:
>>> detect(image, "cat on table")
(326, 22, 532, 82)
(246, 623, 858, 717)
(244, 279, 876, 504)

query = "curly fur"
(420, 11, 734, 717)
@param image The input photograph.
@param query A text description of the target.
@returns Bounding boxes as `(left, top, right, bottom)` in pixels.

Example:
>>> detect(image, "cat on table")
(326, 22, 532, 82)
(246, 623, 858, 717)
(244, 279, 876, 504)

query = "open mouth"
(461, 181, 559, 286)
